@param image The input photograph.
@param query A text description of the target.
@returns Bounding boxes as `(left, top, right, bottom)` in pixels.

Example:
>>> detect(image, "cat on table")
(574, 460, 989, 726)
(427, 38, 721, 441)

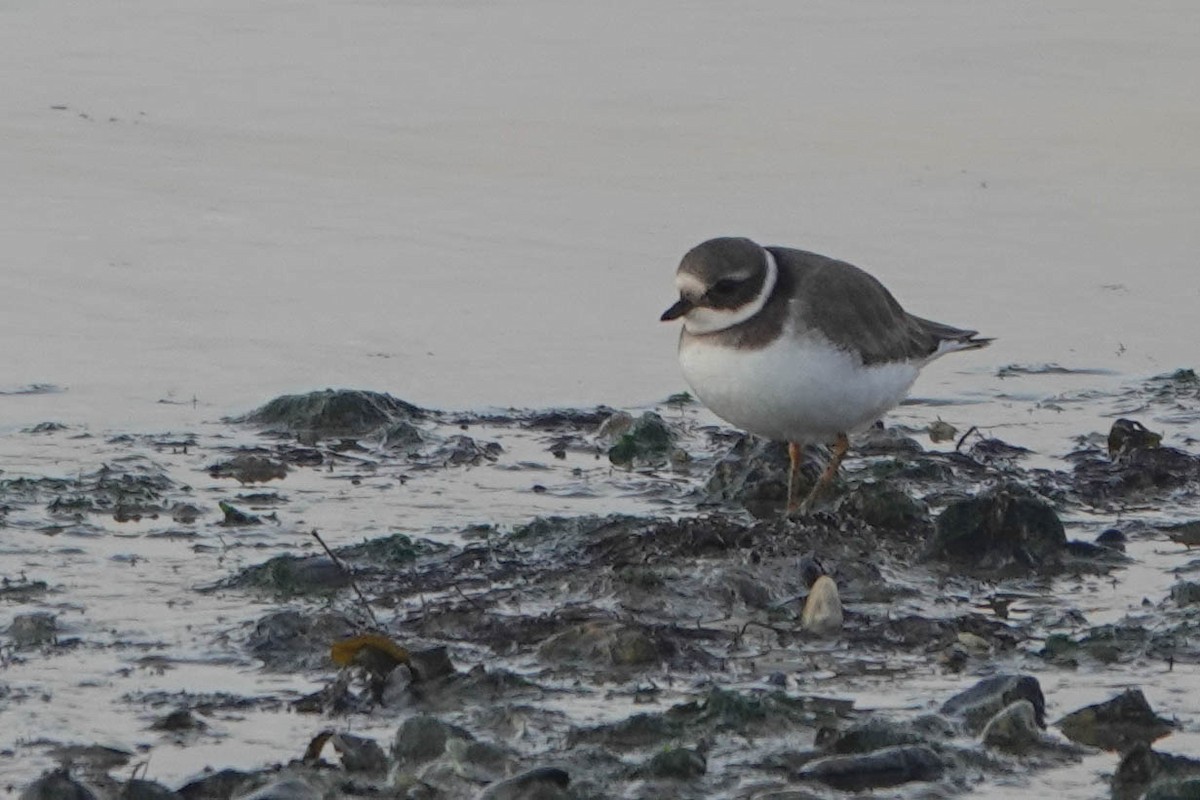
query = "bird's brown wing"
(772, 247, 987, 365)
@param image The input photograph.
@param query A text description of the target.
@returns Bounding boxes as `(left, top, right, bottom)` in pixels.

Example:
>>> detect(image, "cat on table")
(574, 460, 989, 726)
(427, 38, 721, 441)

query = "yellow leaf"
(330, 633, 410, 668)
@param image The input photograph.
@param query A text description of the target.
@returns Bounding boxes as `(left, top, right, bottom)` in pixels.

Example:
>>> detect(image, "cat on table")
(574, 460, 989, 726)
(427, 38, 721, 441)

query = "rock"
(1065, 538, 1128, 560)
(1057, 688, 1174, 751)
(723, 569, 774, 608)
(607, 411, 674, 467)
(43, 744, 132, 773)
(1119, 447, 1200, 488)
(1039, 623, 1159, 667)
(537, 621, 669, 668)
(234, 389, 425, 439)
(1164, 521, 1200, 548)
(231, 555, 351, 595)
(244, 609, 358, 671)
(956, 631, 992, 655)
(1114, 743, 1162, 794)
(567, 712, 683, 751)
(801, 576, 843, 636)
(476, 767, 570, 800)
(689, 688, 815, 736)
(702, 437, 813, 512)
(795, 745, 943, 791)
(169, 502, 204, 524)
(408, 646, 456, 681)
(981, 700, 1042, 752)
(382, 420, 424, 451)
(928, 487, 1066, 571)
(428, 435, 502, 466)
(1143, 777, 1200, 800)
(326, 732, 388, 774)
(393, 715, 472, 767)
(392, 664, 542, 713)
(1112, 744, 1200, 800)
(844, 483, 927, 530)
(20, 770, 98, 800)
(334, 531, 446, 567)
(512, 406, 614, 430)
(176, 769, 258, 800)
(641, 747, 707, 779)
(825, 718, 926, 754)
(233, 779, 321, 800)
(853, 424, 923, 455)
(218, 501, 261, 526)
(119, 780, 182, 799)
(208, 454, 287, 483)
(1097, 527, 1128, 550)
(570, 688, 819, 755)
(1074, 435, 1200, 502)
(149, 708, 205, 732)
(596, 411, 634, 441)
(967, 437, 1032, 462)
(48, 462, 174, 519)
(940, 674, 1045, 734)
(1171, 582, 1200, 606)
(26, 421, 67, 434)
(443, 737, 515, 784)
(8, 611, 57, 649)
(1108, 418, 1163, 456)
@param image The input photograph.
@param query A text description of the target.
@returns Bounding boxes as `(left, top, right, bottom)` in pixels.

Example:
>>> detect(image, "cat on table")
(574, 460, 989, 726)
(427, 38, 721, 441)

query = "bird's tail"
(915, 316, 994, 359)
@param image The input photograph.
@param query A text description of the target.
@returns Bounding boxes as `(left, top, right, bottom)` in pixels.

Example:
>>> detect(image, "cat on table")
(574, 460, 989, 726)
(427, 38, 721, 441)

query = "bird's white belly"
(678, 332, 920, 443)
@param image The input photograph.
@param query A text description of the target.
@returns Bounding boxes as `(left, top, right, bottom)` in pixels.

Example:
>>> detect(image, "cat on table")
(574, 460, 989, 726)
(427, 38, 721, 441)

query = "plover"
(661, 236, 991, 514)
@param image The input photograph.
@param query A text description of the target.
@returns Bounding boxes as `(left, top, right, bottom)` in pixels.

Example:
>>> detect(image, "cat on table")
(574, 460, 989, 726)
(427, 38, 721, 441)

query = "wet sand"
(2, 383, 1199, 797)
(2, 0, 1199, 795)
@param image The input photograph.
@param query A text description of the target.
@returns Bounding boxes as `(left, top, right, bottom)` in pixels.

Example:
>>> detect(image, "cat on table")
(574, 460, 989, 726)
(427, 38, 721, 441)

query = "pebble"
(801, 576, 843, 636)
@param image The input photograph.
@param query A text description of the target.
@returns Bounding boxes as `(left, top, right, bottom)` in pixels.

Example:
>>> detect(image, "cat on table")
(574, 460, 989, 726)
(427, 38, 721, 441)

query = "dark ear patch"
(709, 278, 741, 296)
(704, 274, 762, 310)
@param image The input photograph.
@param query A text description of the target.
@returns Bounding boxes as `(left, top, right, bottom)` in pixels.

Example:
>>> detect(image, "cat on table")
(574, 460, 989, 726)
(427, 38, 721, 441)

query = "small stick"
(452, 582, 486, 612)
(311, 529, 380, 629)
(955, 425, 980, 452)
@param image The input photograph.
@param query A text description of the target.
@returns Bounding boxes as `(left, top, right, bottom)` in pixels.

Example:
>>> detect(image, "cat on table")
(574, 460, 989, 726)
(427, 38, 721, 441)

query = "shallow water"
(2, 0, 1199, 427)
(1, 0, 1199, 795)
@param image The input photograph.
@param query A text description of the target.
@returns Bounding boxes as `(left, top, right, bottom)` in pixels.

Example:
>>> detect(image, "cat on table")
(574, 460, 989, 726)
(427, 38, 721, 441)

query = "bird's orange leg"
(786, 441, 804, 514)
(794, 432, 849, 515)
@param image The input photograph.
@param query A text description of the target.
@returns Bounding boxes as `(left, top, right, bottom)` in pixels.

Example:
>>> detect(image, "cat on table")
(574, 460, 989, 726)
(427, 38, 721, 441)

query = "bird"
(660, 236, 991, 515)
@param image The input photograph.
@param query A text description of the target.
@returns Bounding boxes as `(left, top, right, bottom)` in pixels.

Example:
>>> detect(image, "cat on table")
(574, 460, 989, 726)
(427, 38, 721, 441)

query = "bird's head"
(660, 237, 777, 334)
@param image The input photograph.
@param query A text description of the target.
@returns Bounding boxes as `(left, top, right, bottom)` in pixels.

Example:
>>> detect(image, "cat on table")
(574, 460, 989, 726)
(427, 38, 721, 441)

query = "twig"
(311, 529, 380, 629)
(955, 425, 980, 452)
(739, 619, 793, 638)
(452, 582, 486, 612)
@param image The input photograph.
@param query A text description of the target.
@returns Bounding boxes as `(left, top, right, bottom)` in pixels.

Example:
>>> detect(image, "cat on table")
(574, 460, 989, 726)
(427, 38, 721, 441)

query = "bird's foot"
(785, 490, 821, 519)
(785, 433, 848, 519)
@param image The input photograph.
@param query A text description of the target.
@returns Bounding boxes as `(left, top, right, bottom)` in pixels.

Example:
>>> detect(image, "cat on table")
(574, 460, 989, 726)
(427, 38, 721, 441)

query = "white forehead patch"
(681, 248, 779, 335)
(675, 272, 707, 298)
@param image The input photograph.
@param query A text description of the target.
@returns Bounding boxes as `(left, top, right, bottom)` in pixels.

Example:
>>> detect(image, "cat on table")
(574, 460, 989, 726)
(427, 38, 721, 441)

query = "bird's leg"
(795, 432, 850, 515)
(785, 441, 804, 515)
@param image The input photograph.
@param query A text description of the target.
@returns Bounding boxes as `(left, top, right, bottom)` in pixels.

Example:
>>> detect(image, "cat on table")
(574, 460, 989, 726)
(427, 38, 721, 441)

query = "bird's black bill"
(660, 298, 692, 321)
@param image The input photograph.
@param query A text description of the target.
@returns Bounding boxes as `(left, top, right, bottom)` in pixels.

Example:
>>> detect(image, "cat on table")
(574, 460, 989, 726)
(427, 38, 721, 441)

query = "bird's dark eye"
(710, 278, 742, 296)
